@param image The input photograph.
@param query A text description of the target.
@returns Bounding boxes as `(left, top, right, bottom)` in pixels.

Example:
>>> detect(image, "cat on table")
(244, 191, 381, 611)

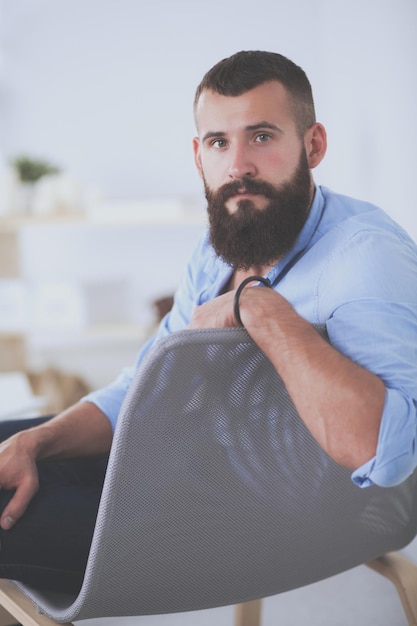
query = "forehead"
(194, 80, 296, 135)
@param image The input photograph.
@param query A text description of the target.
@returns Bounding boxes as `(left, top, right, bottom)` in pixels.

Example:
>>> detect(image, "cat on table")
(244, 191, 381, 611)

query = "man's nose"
(228, 145, 257, 179)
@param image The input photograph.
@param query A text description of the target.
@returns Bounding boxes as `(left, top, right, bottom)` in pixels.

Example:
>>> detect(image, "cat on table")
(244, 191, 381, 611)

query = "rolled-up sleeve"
(352, 387, 417, 487)
(319, 227, 417, 488)
(82, 341, 154, 432)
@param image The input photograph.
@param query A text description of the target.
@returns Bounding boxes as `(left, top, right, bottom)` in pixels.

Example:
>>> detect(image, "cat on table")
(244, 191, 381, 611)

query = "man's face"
(193, 81, 316, 270)
(203, 150, 312, 270)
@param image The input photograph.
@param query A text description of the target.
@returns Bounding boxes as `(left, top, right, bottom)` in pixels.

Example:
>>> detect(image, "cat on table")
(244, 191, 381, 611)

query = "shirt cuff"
(81, 365, 135, 432)
(351, 387, 416, 487)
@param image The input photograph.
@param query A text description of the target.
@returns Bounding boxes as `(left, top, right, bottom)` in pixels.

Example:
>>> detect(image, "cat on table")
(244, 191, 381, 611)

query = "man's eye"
(255, 133, 271, 142)
(211, 139, 227, 148)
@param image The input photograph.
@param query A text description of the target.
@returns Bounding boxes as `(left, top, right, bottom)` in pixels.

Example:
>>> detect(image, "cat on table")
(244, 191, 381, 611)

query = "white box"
(0, 371, 46, 420)
(0, 280, 28, 331)
(81, 279, 129, 325)
(31, 281, 86, 330)
(30, 279, 129, 330)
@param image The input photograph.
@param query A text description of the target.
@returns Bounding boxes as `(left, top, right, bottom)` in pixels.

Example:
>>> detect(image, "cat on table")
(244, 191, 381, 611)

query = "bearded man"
(0, 50, 416, 593)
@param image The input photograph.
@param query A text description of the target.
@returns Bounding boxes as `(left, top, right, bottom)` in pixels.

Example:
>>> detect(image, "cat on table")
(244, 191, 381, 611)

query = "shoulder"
(312, 187, 417, 304)
(315, 186, 416, 261)
(318, 187, 410, 238)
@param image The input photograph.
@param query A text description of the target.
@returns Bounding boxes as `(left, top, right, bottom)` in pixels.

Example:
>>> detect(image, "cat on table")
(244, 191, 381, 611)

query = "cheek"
(262, 146, 302, 180)
(199, 153, 226, 187)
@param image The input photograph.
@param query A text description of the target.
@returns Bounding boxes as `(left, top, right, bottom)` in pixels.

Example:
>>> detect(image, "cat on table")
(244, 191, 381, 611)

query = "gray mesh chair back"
(10, 326, 417, 622)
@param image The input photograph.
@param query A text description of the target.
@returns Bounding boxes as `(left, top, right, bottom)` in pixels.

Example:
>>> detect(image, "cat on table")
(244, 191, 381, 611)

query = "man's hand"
(188, 291, 238, 329)
(0, 431, 39, 529)
(188, 283, 288, 330)
(0, 402, 113, 530)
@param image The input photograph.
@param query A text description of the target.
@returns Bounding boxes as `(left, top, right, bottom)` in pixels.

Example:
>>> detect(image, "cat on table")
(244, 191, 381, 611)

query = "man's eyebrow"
(201, 130, 226, 143)
(201, 122, 283, 143)
(246, 121, 284, 133)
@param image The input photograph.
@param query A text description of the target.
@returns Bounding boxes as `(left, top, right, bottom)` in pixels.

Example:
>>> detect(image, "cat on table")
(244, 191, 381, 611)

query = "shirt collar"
(265, 185, 325, 286)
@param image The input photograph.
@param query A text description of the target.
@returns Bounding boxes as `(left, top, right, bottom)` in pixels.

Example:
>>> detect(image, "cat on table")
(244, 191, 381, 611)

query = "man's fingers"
(0, 477, 38, 530)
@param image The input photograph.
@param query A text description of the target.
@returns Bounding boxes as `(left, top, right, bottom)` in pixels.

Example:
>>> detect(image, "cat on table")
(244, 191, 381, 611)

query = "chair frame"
(0, 552, 416, 626)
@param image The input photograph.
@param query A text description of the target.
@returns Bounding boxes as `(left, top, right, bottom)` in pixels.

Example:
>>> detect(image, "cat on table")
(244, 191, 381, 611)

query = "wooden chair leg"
(234, 599, 262, 626)
(367, 552, 417, 626)
(0, 603, 19, 626)
(0, 580, 74, 626)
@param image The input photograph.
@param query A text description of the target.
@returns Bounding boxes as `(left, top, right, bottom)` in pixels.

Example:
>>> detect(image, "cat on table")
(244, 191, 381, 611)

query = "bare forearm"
(189, 286, 386, 469)
(240, 291, 385, 469)
(19, 401, 113, 462)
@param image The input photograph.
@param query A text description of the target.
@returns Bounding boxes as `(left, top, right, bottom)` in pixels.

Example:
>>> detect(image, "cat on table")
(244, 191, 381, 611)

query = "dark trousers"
(0, 417, 108, 593)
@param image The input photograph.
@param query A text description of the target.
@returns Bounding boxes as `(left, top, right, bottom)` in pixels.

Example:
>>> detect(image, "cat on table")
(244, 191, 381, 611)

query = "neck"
(228, 265, 274, 291)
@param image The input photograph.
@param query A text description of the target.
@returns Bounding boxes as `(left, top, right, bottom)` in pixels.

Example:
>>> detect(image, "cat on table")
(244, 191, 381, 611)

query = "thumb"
(1, 478, 38, 530)
(1, 513, 15, 531)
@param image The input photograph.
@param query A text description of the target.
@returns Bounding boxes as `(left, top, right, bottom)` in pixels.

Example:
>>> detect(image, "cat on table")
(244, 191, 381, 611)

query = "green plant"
(10, 155, 61, 183)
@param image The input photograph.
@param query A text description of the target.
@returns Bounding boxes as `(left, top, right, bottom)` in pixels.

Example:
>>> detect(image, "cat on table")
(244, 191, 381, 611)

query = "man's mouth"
(232, 188, 260, 198)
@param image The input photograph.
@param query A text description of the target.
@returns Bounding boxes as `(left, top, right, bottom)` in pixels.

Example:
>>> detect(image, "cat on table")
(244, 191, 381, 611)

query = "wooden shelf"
(0, 231, 20, 277)
(0, 209, 204, 380)
(0, 335, 26, 372)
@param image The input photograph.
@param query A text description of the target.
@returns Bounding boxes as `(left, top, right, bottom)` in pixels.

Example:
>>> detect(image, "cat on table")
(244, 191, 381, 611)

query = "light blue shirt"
(84, 186, 417, 489)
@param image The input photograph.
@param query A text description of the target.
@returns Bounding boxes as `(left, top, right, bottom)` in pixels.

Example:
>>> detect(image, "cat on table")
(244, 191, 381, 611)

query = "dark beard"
(204, 150, 312, 270)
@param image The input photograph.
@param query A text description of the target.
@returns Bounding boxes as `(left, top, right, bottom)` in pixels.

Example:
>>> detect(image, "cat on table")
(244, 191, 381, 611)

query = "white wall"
(1, 0, 416, 239)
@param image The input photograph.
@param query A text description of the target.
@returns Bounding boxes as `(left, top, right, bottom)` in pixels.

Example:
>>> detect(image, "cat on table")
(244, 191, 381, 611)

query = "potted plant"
(10, 155, 61, 214)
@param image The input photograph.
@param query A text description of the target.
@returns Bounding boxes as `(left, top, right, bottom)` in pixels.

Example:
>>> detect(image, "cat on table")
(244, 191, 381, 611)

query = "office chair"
(0, 326, 416, 626)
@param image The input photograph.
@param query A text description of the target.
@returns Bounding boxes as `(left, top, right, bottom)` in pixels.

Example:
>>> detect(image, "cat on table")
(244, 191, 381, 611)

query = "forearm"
(240, 291, 386, 469)
(16, 401, 113, 462)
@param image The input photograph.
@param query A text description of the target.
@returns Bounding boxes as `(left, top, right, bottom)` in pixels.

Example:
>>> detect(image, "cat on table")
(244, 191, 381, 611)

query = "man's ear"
(304, 123, 327, 169)
(192, 136, 204, 179)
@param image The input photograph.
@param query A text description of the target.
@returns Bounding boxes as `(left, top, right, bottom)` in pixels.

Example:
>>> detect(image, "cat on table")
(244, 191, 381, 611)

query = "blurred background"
(0, 0, 416, 414)
(0, 2, 416, 624)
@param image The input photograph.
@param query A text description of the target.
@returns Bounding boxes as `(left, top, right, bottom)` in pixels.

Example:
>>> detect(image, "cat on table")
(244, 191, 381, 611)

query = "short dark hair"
(194, 50, 316, 136)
